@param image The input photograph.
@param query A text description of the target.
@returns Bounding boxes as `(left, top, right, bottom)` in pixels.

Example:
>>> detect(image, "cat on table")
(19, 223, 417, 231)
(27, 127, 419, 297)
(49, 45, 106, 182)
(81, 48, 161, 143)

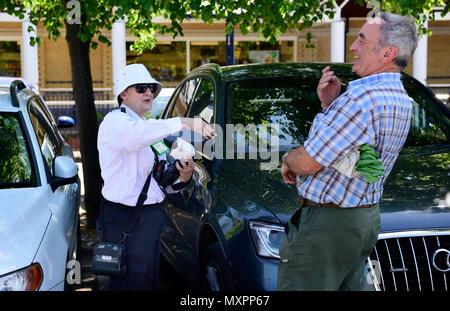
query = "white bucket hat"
(113, 64, 163, 103)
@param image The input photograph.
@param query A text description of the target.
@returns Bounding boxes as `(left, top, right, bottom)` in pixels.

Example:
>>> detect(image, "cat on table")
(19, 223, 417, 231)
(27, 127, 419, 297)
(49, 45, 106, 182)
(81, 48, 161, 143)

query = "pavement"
(72, 151, 189, 291)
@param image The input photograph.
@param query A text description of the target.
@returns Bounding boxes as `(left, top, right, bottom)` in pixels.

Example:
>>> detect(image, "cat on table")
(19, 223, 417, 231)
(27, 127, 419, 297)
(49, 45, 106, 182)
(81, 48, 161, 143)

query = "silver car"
(0, 78, 80, 291)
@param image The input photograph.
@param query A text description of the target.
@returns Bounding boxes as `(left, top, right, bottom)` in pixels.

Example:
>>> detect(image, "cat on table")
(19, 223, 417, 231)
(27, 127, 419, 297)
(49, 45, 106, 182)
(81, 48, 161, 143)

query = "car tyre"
(202, 242, 236, 291)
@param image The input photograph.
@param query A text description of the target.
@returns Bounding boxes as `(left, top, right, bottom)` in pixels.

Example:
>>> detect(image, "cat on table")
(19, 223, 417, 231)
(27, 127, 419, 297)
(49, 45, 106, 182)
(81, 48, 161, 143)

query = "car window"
(188, 78, 215, 123)
(34, 96, 64, 144)
(146, 96, 170, 119)
(28, 100, 60, 175)
(406, 99, 448, 146)
(228, 77, 321, 152)
(169, 78, 199, 118)
(402, 78, 450, 146)
(228, 76, 450, 154)
(0, 112, 37, 188)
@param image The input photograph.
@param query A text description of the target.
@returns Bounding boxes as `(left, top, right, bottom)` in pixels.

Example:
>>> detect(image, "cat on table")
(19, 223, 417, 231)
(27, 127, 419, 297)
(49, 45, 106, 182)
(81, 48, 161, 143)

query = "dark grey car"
(158, 62, 450, 291)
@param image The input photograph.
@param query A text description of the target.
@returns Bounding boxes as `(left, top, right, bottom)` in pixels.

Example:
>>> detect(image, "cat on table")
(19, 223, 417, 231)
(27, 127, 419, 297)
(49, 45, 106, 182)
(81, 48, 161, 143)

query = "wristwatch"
(282, 148, 294, 168)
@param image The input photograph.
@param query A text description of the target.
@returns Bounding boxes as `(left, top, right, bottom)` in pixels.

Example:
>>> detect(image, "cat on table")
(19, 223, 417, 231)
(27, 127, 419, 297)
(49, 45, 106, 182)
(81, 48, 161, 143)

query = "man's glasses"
(133, 83, 158, 94)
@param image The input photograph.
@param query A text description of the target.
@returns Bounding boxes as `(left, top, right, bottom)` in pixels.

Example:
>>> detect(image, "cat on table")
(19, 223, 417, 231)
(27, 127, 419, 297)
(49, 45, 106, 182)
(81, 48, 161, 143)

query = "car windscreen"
(0, 112, 37, 188)
(227, 77, 322, 152)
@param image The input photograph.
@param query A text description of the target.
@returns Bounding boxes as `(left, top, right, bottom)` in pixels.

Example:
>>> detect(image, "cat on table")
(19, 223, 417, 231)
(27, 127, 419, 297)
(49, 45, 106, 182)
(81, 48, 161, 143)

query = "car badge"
(432, 248, 450, 273)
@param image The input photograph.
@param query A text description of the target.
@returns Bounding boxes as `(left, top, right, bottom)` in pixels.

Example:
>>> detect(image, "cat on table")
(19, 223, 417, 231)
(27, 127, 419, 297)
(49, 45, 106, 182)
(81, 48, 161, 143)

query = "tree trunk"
(64, 19, 102, 229)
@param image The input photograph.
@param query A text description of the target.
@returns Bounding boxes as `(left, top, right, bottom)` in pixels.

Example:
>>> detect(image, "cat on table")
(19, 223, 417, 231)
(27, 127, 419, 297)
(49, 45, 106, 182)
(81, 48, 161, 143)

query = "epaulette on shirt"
(113, 106, 126, 113)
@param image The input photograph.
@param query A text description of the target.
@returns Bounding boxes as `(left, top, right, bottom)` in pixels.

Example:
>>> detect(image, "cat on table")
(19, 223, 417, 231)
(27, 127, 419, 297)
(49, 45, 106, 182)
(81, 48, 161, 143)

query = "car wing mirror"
(57, 116, 76, 129)
(50, 156, 78, 192)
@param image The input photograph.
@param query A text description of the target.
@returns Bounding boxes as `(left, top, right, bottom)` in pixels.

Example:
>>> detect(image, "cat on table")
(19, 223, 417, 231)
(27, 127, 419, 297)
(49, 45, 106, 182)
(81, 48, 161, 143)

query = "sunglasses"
(133, 83, 158, 94)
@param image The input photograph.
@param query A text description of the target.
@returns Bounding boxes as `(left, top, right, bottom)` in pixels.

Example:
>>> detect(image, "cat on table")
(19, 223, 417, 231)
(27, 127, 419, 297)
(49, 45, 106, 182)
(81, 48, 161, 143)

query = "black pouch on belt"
(92, 171, 153, 277)
(92, 241, 127, 277)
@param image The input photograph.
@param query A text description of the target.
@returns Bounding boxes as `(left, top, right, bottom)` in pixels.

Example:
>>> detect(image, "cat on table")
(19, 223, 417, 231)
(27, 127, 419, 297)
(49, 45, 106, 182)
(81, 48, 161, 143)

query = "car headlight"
(0, 264, 43, 291)
(249, 221, 284, 259)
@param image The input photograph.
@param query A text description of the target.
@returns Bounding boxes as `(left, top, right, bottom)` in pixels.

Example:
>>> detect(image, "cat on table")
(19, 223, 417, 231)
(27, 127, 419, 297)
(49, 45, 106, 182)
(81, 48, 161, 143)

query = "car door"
(173, 76, 217, 245)
(28, 98, 78, 252)
(160, 76, 219, 280)
(160, 77, 200, 269)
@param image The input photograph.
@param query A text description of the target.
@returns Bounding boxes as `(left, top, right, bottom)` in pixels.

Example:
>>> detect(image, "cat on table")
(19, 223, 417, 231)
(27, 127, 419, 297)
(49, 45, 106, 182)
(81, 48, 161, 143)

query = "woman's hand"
(180, 117, 216, 139)
(176, 158, 195, 183)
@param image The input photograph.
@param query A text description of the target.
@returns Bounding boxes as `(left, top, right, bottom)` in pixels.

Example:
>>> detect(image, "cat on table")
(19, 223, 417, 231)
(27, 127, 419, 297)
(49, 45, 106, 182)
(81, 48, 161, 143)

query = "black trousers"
(99, 198, 167, 291)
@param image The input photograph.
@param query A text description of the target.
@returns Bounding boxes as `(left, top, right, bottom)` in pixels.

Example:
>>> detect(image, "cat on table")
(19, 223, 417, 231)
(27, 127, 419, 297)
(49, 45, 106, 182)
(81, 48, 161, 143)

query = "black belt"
(103, 197, 166, 210)
(298, 195, 375, 209)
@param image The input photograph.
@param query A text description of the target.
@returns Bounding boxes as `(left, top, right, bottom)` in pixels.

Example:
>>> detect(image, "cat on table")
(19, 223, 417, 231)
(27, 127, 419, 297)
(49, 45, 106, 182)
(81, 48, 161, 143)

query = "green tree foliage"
(356, 0, 449, 36)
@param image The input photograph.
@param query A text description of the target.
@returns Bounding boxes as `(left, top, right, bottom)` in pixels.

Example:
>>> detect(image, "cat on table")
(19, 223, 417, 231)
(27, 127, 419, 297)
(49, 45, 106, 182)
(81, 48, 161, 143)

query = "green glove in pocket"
(355, 144, 385, 184)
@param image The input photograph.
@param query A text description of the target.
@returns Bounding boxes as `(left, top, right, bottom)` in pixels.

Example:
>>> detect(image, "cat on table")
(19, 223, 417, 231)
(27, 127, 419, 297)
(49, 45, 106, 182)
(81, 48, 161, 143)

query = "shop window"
(0, 41, 21, 77)
(190, 40, 295, 71)
(191, 41, 226, 69)
(126, 42, 186, 87)
(234, 41, 294, 64)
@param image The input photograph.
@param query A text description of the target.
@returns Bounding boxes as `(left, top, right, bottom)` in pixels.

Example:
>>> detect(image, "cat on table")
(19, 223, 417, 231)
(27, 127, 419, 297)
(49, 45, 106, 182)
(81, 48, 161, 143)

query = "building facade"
(0, 8, 449, 103)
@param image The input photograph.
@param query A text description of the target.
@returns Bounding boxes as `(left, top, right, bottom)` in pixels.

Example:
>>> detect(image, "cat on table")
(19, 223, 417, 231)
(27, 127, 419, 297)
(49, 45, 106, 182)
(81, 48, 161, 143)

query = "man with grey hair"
(376, 12, 418, 70)
(278, 12, 418, 290)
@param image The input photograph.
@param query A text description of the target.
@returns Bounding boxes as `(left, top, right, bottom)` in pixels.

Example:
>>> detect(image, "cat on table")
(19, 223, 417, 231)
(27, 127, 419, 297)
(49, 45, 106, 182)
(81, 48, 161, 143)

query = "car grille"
(369, 231, 450, 291)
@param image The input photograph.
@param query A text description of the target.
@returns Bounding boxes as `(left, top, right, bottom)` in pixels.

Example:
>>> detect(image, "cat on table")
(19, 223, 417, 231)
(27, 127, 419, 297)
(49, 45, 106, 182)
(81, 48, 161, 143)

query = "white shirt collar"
(121, 104, 146, 120)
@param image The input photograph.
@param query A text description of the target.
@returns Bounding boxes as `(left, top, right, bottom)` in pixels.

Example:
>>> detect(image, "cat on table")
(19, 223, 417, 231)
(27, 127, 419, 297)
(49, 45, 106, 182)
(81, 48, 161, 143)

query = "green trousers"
(277, 204, 380, 291)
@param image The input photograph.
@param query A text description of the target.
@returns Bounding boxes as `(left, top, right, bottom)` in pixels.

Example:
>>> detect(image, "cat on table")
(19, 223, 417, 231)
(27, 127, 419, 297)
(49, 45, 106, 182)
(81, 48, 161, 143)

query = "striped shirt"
(297, 72, 412, 207)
